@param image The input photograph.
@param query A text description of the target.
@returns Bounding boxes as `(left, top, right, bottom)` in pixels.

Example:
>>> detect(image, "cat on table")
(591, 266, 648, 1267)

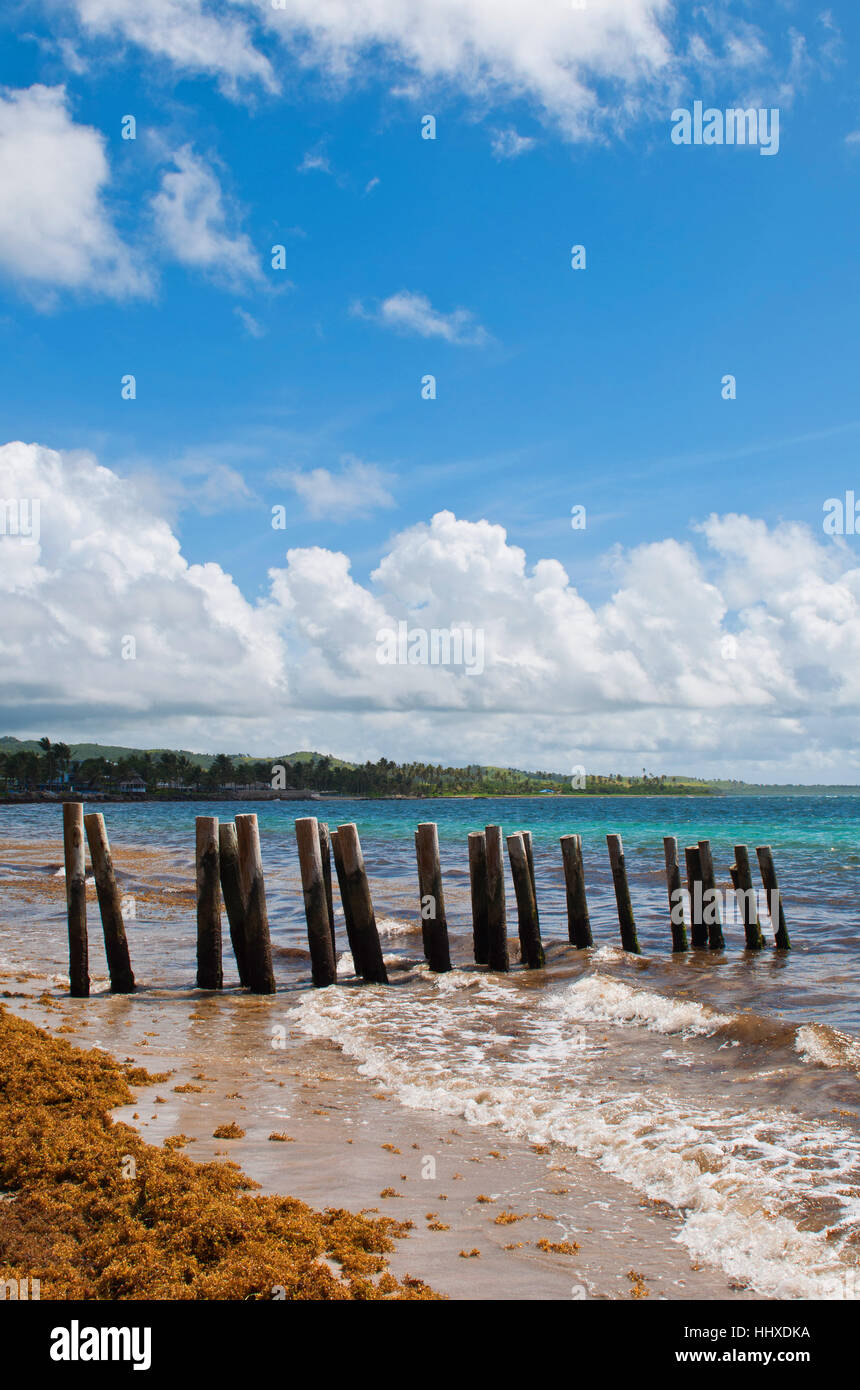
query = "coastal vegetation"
(0, 737, 713, 798)
(1, 737, 855, 799)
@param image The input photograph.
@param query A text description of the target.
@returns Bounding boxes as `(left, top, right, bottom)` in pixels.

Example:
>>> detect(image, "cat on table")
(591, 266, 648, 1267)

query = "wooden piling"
(318, 822, 336, 957)
(560, 834, 592, 948)
(522, 830, 537, 901)
(467, 831, 490, 964)
(195, 816, 222, 990)
(756, 846, 791, 950)
(335, 824, 388, 984)
(734, 845, 764, 951)
(684, 845, 707, 949)
(484, 825, 509, 972)
(331, 830, 366, 977)
(507, 832, 544, 968)
(295, 818, 337, 987)
(415, 829, 431, 963)
(697, 840, 726, 951)
(662, 835, 688, 953)
(218, 822, 248, 986)
(606, 834, 640, 954)
(62, 802, 89, 997)
(234, 813, 276, 994)
(415, 823, 452, 973)
(83, 813, 135, 993)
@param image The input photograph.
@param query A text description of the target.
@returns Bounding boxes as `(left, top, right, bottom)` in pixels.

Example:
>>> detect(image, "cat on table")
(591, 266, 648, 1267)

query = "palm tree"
(54, 742, 71, 782)
(38, 736, 54, 784)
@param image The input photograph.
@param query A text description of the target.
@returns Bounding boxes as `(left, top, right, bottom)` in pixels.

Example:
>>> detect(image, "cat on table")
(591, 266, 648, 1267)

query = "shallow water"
(1, 794, 859, 1298)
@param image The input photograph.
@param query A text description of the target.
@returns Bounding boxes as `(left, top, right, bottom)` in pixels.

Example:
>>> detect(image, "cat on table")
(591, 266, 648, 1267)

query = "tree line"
(0, 739, 706, 797)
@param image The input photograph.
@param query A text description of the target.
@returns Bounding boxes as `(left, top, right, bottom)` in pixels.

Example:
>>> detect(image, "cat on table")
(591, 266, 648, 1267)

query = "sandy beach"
(2, 812, 858, 1302)
(1, 987, 756, 1301)
(0, 832, 759, 1300)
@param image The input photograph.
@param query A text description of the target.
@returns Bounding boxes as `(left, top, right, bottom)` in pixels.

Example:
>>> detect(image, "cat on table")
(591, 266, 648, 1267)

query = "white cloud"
(0, 84, 148, 303)
(297, 149, 331, 174)
(71, 0, 277, 96)
(234, 306, 265, 337)
(3, 441, 860, 780)
(491, 128, 536, 159)
(261, 0, 673, 141)
(281, 456, 396, 520)
(353, 290, 490, 346)
(49, 1, 799, 145)
(151, 146, 261, 287)
(0, 441, 285, 731)
(44, 2, 840, 147)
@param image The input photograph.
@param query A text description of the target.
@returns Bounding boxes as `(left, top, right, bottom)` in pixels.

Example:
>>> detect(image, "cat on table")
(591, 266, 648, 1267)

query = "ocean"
(1, 793, 859, 1299)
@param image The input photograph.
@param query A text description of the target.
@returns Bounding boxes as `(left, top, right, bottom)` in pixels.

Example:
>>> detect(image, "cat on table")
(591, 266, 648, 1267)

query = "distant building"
(119, 775, 147, 794)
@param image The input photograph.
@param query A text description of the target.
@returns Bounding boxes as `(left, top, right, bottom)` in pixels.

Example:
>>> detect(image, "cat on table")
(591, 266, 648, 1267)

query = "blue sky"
(1, 2, 859, 778)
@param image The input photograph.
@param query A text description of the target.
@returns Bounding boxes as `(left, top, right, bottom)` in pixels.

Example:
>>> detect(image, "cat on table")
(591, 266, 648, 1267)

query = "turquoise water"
(5, 790, 860, 853)
(2, 793, 859, 1027)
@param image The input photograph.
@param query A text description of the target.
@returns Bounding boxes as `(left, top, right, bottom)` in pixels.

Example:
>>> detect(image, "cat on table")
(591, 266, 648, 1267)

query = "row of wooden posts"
(61, 803, 790, 999)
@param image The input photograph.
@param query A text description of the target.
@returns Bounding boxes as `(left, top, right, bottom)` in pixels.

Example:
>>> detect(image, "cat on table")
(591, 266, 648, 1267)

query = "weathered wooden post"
(606, 834, 640, 954)
(507, 832, 544, 968)
(756, 846, 791, 950)
(318, 822, 336, 956)
(336, 824, 388, 983)
(662, 835, 688, 953)
(415, 823, 452, 973)
(522, 830, 537, 901)
(83, 812, 135, 993)
(63, 802, 89, 997)
(734, 845, 764, 951)
(560, 834, 592, 948)
(218, 822, 248, 986)
(697, 840, 725, 951)
(196, 816, 222, 989)
(467, 831, 490, 964)
(235, 813, 276, 993)
(484, 825, 509, 971)
(331, 830, 365, 976)
(415, 829, 430, 962)
(295, 818, 337, 987)
(684, 845, 707, 949)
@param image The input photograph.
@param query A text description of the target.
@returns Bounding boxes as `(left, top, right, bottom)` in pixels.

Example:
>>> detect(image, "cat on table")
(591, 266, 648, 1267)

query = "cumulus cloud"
(256, 0, 674, 141)
(151, 146, 261, 287)
(37, 0, 744, 144)
(352, 290, 489, 346)
(71, 0, 277, 96)
(43, 3, 837, 146)
(0, 84, 148, 303)
(3, 441, 860, 779)
(280, 456, 396, 520)
(0, 441, 286, 733)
